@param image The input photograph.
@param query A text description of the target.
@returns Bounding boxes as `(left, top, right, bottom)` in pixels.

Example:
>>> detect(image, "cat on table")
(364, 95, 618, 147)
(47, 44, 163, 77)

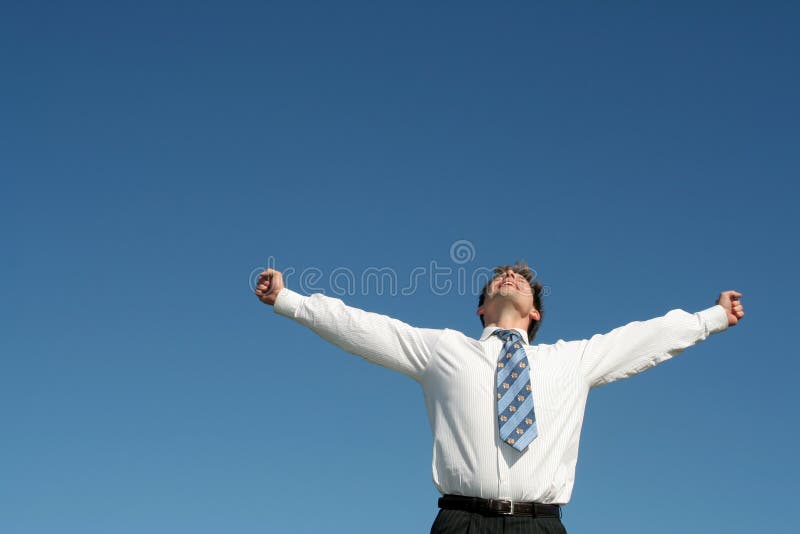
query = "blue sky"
(2, 1, 798, 533)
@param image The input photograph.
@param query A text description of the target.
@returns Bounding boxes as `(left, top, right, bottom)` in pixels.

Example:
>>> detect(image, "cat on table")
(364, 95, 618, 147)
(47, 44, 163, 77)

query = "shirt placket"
(492, 337, 512, 498)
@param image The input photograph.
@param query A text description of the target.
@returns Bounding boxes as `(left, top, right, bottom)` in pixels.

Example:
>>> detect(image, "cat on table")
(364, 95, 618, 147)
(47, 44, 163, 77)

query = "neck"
(484, 307, 530, 334)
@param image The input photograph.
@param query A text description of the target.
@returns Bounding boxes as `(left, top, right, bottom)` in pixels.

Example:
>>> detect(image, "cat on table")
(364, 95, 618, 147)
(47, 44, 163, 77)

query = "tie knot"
(494, 329, 521, 343)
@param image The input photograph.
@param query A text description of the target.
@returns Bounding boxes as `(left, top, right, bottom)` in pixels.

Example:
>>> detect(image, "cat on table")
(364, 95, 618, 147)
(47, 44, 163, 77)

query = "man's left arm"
(578, 290, 744, 388)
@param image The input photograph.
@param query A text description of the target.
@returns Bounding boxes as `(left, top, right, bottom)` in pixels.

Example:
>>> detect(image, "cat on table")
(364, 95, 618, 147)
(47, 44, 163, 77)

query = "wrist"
(698, 304, 729, 334)
(273, 287, 306, 317)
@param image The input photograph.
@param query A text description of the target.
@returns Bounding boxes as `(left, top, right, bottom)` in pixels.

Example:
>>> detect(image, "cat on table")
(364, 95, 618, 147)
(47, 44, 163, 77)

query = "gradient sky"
(3, 1, 798, 533)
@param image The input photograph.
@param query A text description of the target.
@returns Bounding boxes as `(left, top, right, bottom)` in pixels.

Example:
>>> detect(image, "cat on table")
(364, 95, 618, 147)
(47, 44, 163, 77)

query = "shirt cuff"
(697, 304, 729, 335)
(273, 288, 307, 318)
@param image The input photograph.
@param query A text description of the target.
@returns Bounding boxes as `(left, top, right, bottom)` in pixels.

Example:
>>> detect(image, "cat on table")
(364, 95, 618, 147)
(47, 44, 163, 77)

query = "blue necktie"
(494, 329, 538, 451)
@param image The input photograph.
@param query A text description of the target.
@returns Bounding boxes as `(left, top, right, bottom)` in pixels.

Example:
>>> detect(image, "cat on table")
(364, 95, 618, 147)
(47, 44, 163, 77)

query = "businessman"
(255, 261, 744, 533)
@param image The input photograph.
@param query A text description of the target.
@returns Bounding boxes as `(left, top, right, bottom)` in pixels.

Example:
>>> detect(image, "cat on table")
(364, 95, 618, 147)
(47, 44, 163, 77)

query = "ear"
(528, 309, 540, 322)
(477, 306, 485, 318)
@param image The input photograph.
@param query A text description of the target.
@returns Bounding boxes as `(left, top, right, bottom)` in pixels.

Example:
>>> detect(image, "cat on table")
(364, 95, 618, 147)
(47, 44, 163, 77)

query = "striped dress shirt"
(273, 288, 729, 504)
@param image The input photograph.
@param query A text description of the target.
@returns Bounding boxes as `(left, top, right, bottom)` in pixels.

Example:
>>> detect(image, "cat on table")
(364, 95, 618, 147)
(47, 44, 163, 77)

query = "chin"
(497, 287, 516, 297)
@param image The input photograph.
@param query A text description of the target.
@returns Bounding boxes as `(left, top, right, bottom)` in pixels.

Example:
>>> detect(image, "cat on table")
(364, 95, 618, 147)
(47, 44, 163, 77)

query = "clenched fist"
(716, 290, 745, 326)
(255, 268, 285, 306)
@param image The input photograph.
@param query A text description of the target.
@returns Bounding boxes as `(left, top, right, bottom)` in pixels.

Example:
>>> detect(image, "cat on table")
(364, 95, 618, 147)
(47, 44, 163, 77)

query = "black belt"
(438, 494, 562, 518)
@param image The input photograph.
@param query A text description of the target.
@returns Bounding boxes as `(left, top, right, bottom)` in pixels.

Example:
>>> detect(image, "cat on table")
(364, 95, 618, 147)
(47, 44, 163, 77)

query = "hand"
(255, 268, 285, 306)
(716, 290, 744, 326)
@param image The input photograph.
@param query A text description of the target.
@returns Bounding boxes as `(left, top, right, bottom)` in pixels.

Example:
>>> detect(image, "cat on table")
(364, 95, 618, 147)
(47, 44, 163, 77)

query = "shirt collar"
(480, 326, 530, 345)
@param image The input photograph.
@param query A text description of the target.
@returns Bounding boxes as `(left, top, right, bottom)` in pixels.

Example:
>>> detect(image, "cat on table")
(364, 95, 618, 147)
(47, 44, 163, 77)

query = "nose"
(500, 270, 517, 284)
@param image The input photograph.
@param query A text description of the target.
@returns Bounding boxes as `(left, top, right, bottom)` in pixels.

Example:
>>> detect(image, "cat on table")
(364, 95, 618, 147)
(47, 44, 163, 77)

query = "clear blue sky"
(3, 1, 798, 533)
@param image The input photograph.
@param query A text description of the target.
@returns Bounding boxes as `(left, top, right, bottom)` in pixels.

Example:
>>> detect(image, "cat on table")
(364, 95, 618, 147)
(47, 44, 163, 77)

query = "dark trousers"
(430, 509, 568, 534)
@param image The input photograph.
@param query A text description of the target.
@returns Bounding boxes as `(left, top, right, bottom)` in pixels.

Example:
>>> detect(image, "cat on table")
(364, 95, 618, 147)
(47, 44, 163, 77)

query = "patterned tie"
(494, 329, 538, 451)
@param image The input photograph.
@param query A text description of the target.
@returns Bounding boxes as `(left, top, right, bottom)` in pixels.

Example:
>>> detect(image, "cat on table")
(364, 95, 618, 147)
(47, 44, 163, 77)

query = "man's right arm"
(255, 268, 442, 381)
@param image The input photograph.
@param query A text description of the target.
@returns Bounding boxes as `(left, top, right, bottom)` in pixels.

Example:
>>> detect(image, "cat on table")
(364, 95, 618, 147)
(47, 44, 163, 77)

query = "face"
(479, 269, 539, 321)
(487, 269, 532, 299)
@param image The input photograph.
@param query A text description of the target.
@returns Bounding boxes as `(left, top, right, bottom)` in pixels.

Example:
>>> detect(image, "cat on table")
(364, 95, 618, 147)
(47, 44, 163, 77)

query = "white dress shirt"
(273, 288, 729, 504)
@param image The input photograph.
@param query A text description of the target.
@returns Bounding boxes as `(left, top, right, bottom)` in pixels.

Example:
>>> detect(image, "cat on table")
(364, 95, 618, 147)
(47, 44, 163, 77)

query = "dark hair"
(478, 261, 545, 342)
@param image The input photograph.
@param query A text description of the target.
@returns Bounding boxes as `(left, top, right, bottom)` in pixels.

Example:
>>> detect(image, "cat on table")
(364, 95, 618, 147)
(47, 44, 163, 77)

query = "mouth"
(499, 281, 517, 290)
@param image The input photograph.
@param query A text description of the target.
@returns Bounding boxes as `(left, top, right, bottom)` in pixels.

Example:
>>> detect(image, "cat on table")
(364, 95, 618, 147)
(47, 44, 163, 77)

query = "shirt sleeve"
(272, 288, 443, 382)
(577, 304, 730, 388)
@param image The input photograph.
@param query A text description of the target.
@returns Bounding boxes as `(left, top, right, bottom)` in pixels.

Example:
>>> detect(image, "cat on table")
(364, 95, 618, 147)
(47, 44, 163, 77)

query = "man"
(254, 261, 745, 533)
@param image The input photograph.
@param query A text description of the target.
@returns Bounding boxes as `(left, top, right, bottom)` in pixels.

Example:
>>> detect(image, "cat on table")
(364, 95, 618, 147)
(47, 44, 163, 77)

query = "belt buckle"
(488, 498, 514, 515)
